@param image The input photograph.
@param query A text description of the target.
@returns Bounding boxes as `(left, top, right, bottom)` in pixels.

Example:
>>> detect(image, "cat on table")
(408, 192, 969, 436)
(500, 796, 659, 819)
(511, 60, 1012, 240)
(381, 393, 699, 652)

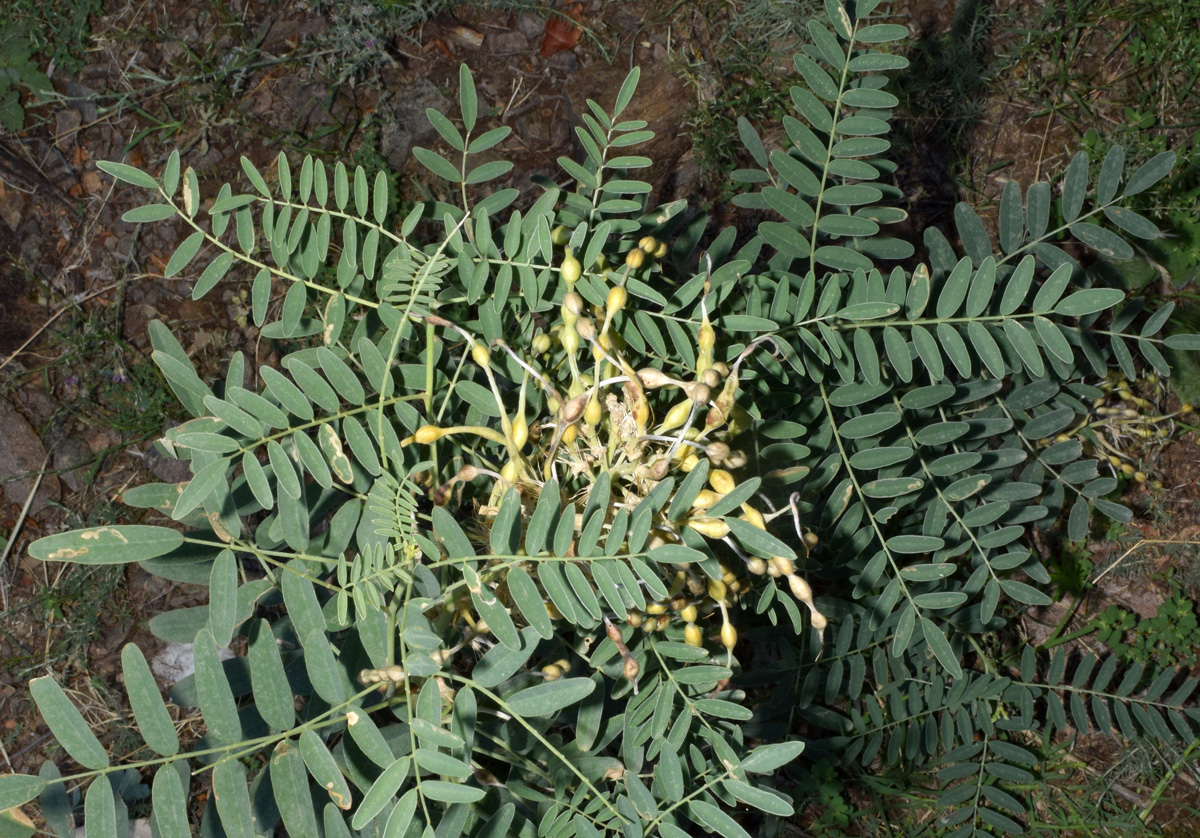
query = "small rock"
(487, 30, 529, 55)
(151, 641, 234, 684)
(0, 399, 59, 514)
(81, 170, 103, 195)
(64, 81, 100, 122)
(517, 11, 545, 39)
(378, 77, 453, 172)
(55, 109, 82, 150)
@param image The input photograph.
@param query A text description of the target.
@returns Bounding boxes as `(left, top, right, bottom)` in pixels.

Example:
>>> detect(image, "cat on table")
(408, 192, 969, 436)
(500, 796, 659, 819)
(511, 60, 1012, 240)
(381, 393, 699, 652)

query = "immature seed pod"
(471, 342, 491, 369)
(686, 574, 706, 596)
(584, 395, 603, 427)
(500, 460, 520, 484)
(745, 556, 768, 575)
(740, 504, 766, 530)
(1135, 471, 1147, 483)
(688, 382, 712, 406)
(654, 614, 671, 631)
(652, 240, 668, 260)
(787, 573, 813, 604)
(660, 399, 693, 433)
(772, 555, 795, 576)
(700, 368, 722, 389)
(551, 225, 571, 246)
(625, 247, 646, 269)
(562, 423, 579, 446)
(680, 604, 699, 623)
(645, 601, 667, 615)
(680, 453, 701, 472)
(684, 622, 704, 647)
(638, 235, 657, 252)
(575, 317, 596, 342)
(561, 248, 582, 285)
(721, 621, 738, 651)
(414, 425, 444, 444)
(804, 532, 820, 548)
(648, 457, 671, 480)
(511, 412, 529, 449)
(709, 469, 737, 495)
(561, 327, 580, 355)
(687, 517, 730, 539)
(532, 333, 552, 354)
(541, 663, 563, 681)
(606, 286, 628, 318)
(626, 609, 643, 628)
(691, 489, 722, 510)
(707, 577, 728, 603)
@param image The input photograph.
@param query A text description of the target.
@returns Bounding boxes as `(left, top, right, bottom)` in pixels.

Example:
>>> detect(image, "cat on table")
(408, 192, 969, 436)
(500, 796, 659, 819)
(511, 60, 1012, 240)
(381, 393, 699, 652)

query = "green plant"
(1095, 586, 1200, 672)
(0, 23, 52, 131)
(6, 1, 1200, 835)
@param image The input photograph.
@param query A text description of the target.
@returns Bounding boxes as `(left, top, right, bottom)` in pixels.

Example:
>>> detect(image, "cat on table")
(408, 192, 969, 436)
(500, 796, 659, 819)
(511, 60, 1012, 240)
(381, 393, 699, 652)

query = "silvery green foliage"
(8, 0, 1200, 836)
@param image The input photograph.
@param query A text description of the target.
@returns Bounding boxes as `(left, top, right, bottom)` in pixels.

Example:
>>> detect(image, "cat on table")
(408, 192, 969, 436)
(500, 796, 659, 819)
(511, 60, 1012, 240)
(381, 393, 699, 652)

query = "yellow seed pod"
(1182, 403, 1194, 414)
(810, 610, 828, 631)
(623, 656, 640, 683)
(532, 333, 552, 354)
(684, 622, 704, 647)
(562, 423, 579, 446)
(541, 663, 563, 681)
(707, 577, 728, 603)
(511, 412, 529, 449)
(745, 556, 768, 575)
(680, 453, 701, 472)
(687, 517, 730, 539)
(727, 406, 752, 437)
(709, 469, 736, 494)
(721, 569, 737, 585)
(691, 489, 722, 510)
(740, 504, 766, 530)
(721, 621, 738, 651)
(625, 247, 646, 269)
(1135, 471, 1147, 483)
(638, 235, 657, 252)
(414, 425, 443, 444)
(1108, 454, 1123, 467)
(787, 573, 813, 604)
(700, 368, 722, 389)
(626, 609, 643, 628)
(804, 532, 819, 549)
(659, 400, 693, 434)
(697, 321, 715, 353)
(563, 291, 584, 316)
(584, 395, 603, 427)
(552, 225, 571, 246)
(772, 555, 795, 576)
(680, 604, 699, 623)
(595, 254, 610, 271)
(500, 460, 520, 484)
(606, 285, 628, 318)
(653, 240, 668, 260)
(561, 326, 580, 356)
(655, 614, 671, 632)
(561, 248, 582, 286)
(1120, 462, 1136, 476)
(471, 342, 491, 369)
(645, 601, 668, 615)
(546, 601, 564, 620)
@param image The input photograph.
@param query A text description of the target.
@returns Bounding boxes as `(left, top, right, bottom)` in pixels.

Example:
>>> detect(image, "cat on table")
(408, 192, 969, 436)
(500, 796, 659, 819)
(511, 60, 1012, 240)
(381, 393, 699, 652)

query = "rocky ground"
(1, 0, 1199, 831)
